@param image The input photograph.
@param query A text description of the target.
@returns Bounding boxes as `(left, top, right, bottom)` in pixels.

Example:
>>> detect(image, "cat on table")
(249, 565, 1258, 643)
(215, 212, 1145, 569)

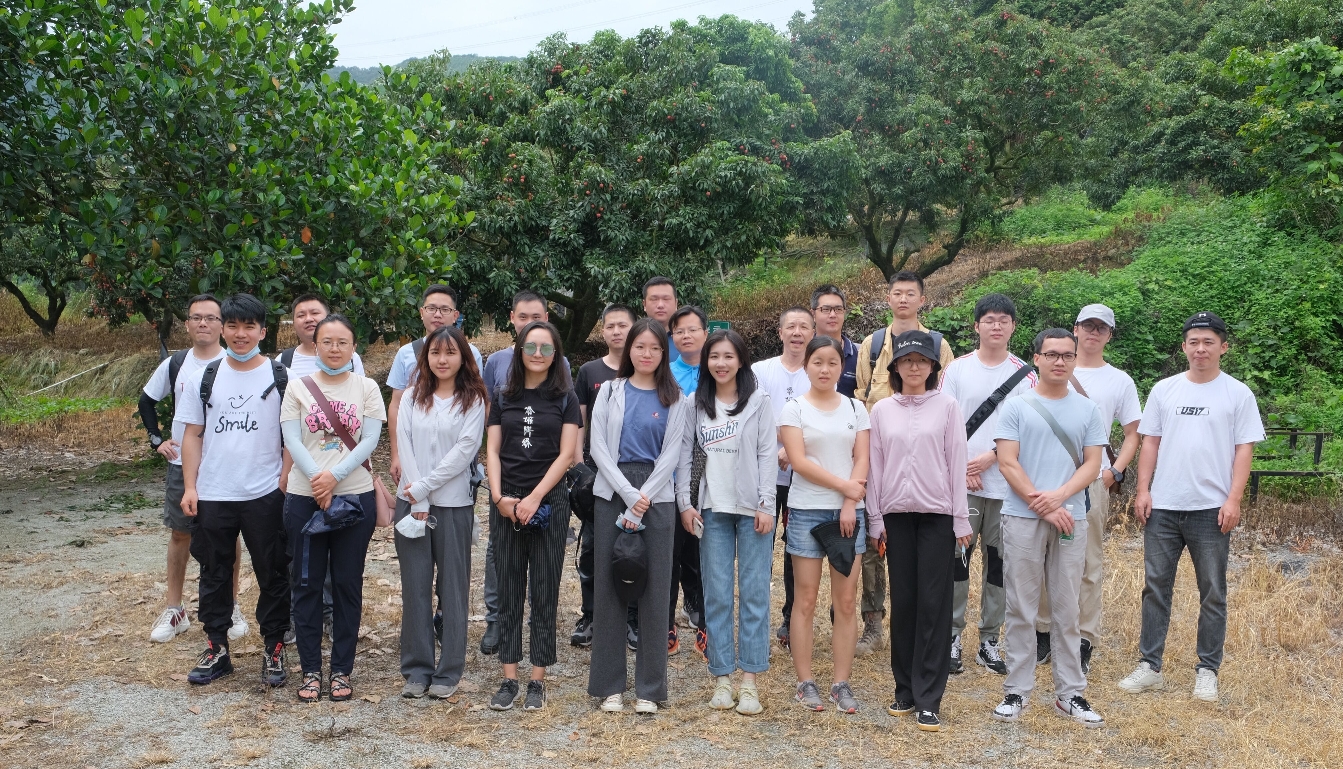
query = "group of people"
(137, 271, 1263, 730)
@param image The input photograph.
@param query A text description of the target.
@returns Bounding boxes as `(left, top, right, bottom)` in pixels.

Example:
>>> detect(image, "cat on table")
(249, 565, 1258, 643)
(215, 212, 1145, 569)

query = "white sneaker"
(1055, 695, 1105, 728)
(228, 604, 249, 641)
(1118, 662, 1164, 693)
(709, 676, 735, 710)
(634, 699, 658, 714)
(992, 693, 1027, 722)
(149, 606, 190, 643)
(1192, 669, 1218, 702)
(600, 694, 624, 712)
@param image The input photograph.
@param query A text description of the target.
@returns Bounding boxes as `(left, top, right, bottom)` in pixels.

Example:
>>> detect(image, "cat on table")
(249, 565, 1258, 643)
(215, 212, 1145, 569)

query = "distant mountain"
(329, 54, 523, 84)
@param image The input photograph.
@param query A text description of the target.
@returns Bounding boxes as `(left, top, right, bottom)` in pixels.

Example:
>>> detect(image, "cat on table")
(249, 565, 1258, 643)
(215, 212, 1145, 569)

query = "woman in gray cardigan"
(587, 318, 693, 715)
(681, 329, 777, 715)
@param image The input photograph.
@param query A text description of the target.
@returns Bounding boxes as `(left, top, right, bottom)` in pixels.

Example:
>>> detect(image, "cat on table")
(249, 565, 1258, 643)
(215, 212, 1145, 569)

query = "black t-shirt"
(574, 359, 619, 461)
(488, 387, 584, 494)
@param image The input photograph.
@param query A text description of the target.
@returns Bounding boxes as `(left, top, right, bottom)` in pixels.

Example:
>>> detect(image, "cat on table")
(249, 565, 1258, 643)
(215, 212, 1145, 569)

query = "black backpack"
(165, 348, 192, 399)
(278, 346, 297, 368)
(196, 358, 289, 436)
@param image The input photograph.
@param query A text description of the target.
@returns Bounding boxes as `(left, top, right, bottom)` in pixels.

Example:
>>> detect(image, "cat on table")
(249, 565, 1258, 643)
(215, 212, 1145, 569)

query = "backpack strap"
(928, 330, 944, 364)
(964, 362, 1035, 439)
(198, 360, 221, 437)
(279, 346, 296, 368)
(862, 327, 886, 401)
(167, 348, 190, 394)
(412, 337, 424, 359)
(262, 359, 288, 401)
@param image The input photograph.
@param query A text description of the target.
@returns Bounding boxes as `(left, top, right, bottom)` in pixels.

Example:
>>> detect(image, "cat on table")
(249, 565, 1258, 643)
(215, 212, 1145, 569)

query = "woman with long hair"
(683, 329, 776, 715)
(779, 335, 871, 715)
(866, 330, 972, 732)
(588, 318, 693, 715)
(485, 321, 582, 712)
(394, 325, 488, 700)
(279, 314, 386, 703)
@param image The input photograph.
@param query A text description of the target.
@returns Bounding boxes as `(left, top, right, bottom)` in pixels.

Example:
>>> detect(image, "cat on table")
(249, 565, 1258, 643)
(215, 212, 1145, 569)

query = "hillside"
(329, 53, 522, 83)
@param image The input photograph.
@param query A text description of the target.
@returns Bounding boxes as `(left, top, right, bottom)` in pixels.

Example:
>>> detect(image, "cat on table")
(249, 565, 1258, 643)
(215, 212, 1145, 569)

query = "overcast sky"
(332, 0, 814, 66)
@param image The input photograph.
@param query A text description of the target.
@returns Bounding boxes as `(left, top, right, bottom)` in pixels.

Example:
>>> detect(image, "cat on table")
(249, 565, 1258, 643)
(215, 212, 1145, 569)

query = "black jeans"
(669, 521, 705, 630)
(282, 492, 376, 675)
(777, 484, 793, 627)
(191, 489, 289, 648)
(885, 512, 955, 713)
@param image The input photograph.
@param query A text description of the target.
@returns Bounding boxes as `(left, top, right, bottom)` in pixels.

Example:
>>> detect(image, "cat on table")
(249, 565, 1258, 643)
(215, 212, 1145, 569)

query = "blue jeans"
(700, 509, 774, 677)
(1139, 508, 1231, 673)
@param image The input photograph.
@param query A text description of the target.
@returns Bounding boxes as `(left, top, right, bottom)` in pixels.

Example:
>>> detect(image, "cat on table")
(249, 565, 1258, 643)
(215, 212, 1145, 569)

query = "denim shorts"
(785, 508, 867, 559)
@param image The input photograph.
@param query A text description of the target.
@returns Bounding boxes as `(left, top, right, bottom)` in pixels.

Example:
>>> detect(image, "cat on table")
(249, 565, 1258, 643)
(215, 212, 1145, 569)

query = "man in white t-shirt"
(938, 293, 1037, 675)
(138, 294, 245, 644)
(277, 294, 366, 377)
(750, 306, 814, 648)
(1035, 304, 1143, 672)
(177, 293, 292, 688)
(1119, 311, 1264, 703)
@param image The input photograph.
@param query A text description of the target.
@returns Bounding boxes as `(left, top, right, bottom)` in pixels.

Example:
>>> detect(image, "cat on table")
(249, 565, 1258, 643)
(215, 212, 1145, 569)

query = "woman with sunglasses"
(394, 325, 488, 700)
(279, 314, 386, 703)
(683, 329, 777, 715)
(485, 321, 582, 712)
(588, 318, 693, 715)
(865, 330, 972, 732)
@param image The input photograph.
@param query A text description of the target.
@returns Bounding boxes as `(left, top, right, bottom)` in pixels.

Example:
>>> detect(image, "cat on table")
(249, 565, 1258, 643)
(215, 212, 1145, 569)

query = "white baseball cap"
(1075, 304, 1116, 329)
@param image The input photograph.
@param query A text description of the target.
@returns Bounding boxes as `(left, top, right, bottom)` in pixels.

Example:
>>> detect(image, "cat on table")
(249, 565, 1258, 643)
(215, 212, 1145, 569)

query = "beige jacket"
(855, 323, 955, 411)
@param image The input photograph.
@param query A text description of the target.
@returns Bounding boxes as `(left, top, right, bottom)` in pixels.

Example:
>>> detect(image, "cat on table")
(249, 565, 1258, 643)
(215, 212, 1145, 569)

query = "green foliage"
(0, 396, 126, 424)
(992, 186, 1174, 245)
(0, 222, 87, 335)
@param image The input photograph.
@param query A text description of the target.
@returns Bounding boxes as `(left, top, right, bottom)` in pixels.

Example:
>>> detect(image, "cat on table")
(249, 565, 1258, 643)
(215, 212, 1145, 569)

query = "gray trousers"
(1002, 515, 1089, 701)
(952, 494, 1006, 642)
(588, 462, 674, 702)
(394, 500, 473, 687)
(1037, 478, 1109, 643)
(1139, 508, 1231, 673)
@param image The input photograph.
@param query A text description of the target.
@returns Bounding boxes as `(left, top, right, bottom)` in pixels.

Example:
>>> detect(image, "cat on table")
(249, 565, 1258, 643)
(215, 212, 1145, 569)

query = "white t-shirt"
(142, 349, 226, 466)
(994, 392, 1108, 520)
(176, 362, 285, 502)
(939, 351, 1037, 500)
(699, 400, 755, 517)
(1069, 363, 1143, 478)
(779, 395, 870, 510)
(281, 349, 365, 379)
(751, 357, 811, 487)
(1139, 372, 1265, 511)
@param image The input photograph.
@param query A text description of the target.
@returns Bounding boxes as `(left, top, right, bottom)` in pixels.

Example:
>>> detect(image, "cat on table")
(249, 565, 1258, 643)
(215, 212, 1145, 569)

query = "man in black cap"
(1118, 311, 1264, 704)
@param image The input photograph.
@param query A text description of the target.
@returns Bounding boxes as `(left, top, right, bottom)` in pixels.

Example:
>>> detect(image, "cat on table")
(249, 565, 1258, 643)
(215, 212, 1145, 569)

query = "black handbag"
(565, 462, 597, 524)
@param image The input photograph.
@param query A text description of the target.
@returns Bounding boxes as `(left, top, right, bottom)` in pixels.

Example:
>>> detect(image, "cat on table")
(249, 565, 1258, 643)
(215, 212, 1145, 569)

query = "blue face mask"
(226, 345, 261, 362)
(318, 360, 354, 376)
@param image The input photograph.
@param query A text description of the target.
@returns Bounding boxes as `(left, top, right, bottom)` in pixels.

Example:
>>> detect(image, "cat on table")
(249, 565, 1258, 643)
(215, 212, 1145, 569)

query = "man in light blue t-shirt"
(991, 328, 1107, 729)
(669, 305, 706, 396)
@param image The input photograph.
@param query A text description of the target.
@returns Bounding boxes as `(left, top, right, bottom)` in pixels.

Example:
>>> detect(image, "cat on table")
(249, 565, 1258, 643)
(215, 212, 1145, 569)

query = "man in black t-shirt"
(571, 304, 636, 648)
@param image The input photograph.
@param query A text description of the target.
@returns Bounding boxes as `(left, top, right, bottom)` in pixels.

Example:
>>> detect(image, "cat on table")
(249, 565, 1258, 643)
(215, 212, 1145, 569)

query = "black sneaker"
(187, 641, 233, 685)
(1036, 631, 1051, 666)
(480, 621, 500, 656)
(916, 710, 942, 732)
(523, 680, 546, 711)
(626, 622, 639, 652)
(262, 642, 288, 687)
(570, 616, 593, 648)
(887, 698, 915, 717)
(976, 639, 1007, 675)
(777, 621, 791, 651)
(949, 635, 963, 675)
(489, 678, 520, 711)
(1080, 638, 1093, 675)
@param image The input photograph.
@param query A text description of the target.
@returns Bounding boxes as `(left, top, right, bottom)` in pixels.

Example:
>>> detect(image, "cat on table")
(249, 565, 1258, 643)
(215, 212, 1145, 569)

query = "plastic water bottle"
(1060, 504, 1076, 543)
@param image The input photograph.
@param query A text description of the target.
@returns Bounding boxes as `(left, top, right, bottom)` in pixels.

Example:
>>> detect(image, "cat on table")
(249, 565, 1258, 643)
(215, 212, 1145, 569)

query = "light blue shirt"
(386, 339, 483, 391)
(670, 356, 700, 397)
(482, 347, 571, 401)
(994, 392, 1108, 520)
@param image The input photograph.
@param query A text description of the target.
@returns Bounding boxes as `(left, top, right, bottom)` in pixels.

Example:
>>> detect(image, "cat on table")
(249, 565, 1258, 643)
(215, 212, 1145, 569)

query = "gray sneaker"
(401, 681, 428, 699)
(830, 681, 861, 714)
(795, 680, 825, 712)
(523, 680, 546, 711)
(489, 678, 520, 711)
(427, 683, 458, 699)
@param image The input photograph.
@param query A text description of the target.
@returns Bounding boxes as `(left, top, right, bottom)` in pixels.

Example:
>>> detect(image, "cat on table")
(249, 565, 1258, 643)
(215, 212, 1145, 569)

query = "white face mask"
(396, 515, 436, 539)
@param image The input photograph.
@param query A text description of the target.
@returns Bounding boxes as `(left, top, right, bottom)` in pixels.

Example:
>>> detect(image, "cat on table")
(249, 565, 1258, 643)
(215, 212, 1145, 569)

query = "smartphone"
(692, 518, 704, 538)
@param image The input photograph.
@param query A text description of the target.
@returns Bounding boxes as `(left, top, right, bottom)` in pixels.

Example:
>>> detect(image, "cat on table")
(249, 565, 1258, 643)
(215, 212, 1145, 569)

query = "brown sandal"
(297, 672, 323, 702)
(329, 673, 352, 702)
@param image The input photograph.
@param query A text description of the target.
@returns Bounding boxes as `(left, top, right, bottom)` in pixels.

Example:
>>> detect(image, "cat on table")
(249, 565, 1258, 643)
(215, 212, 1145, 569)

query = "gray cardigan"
(687, 389, 777, 516)
(590, 378, 693, 510)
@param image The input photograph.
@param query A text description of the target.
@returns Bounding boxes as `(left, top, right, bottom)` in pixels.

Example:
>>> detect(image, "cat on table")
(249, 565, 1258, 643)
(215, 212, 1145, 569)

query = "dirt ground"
(1, 459, 1341, 769)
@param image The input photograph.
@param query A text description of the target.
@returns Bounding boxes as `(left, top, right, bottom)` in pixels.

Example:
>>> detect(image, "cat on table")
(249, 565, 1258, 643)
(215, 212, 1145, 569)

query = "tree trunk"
(552, 280, 600, 354)
(915, 205, 974, 279)
(157, 305, 174, 360)
(0, 275, 64, 336)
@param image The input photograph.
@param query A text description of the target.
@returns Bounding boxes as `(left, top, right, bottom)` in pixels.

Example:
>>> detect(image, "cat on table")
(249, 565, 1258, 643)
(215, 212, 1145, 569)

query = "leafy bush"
(991, 186, 1176, 245)
(0, 396, 126, 425)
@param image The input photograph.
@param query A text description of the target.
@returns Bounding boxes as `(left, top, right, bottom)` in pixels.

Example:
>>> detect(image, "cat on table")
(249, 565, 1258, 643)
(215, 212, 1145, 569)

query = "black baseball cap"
(1183, 311, 1227, 334)
(611, 528, 648, 605)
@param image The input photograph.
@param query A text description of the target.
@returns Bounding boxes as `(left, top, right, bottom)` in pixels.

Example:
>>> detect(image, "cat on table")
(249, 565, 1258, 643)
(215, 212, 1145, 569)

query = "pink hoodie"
(865, 390, 971, 540)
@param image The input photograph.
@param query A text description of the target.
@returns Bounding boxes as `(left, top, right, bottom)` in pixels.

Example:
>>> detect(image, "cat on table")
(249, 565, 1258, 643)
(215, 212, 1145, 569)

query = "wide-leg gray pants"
(394, 499, 474, 687)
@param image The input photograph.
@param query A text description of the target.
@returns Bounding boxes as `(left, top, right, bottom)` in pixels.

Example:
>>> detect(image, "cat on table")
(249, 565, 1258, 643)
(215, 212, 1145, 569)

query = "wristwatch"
(1108, 467, 1125, 484)
(149, 435, 163, 450)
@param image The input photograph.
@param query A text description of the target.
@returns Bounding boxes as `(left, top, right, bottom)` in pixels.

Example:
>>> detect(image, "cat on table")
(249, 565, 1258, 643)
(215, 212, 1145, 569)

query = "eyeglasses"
(523, 342, 555, 357)
(319, 339, 353, 350)
(815, 305, 846, 315)
(1077, 322, 1111, 335)
(187, 315, 221, 324)
(978, 318, 1013, 328)
(1038, 352, 1077, 363)
(672, 326, 703, 337)
(898, 357, 931, 368)
(421, 304, 457, 316)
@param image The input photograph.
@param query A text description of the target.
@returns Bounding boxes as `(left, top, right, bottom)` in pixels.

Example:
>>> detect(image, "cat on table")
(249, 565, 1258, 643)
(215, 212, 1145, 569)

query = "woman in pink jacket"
(866, 330, 974, 733)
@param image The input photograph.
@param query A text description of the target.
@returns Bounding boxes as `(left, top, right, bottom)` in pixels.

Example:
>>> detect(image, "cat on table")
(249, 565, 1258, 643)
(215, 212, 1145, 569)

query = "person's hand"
(278, 472, 288, 494)
(389, 457, 402, 485)
(839, 502, 857, 538)
(633, 494, 651, 515)
(311, 470, 337, 500)
(1218, 498, 1241, 534)
(515, 495, 541, 525)
(956, 533, 973, 550)
(1045, 507, 1075, 536)
(1103, 468, 1119, 490)
(181, 488, 199, 517)
(156, 439, 180, 462)
(1134, 488, 1152, 525)
(1027, 487, 1068, 516)
(621, 514, 642, 531)
(840, 478, 867, 502)
(412, 511, 429, 521)
(966, 473, 983, 492)
(754, 511, 775, 535)
(401, 484, 419, 505)
(777, 446, 790, 471)
(497, 496, 519, 521)
(680, 507, 702, 535)
(966, 451, 997, 476)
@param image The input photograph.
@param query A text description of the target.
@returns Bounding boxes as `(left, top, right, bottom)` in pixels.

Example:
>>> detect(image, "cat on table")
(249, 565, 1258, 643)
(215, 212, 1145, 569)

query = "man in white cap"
(1033, 304, 1142, 673)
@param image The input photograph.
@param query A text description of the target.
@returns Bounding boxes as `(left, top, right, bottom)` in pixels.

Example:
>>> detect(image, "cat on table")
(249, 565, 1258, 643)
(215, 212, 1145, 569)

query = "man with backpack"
(277, 294, 366, 376)
(852, 272, 954, 656)
(139, 294, 247, 644)
(939, 293, 1037, 675)
(176, 293, 292, 687)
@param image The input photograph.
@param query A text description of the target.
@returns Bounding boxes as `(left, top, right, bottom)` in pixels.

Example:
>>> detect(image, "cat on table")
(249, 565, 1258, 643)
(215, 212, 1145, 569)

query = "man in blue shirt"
(669, 305, 707, 396)
(481, 290, 569, 400)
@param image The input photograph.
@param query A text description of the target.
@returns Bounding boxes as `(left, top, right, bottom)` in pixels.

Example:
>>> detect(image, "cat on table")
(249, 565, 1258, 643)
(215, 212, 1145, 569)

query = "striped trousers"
(489, 481, 572, 667)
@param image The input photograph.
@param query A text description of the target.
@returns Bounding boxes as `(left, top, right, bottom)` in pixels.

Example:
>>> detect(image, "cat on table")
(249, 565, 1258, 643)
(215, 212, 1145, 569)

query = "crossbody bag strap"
(1022, 393, 1083, 469)
(1068, 374, 1119, 466)
(300, 375, 373, 473)
(964, 363, 1035, 439)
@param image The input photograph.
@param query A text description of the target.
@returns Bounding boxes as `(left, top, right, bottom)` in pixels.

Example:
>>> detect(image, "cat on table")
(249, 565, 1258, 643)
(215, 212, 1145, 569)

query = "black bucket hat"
(809, 520, 858, 577)
(612, 528, 648, 604)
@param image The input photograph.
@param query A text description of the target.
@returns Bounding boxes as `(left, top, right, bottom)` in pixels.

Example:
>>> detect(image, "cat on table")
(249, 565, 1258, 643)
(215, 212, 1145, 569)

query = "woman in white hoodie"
(681, 329, 776, 715)
(588, 318, 693, 715)
(394, 325, 488, 700)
